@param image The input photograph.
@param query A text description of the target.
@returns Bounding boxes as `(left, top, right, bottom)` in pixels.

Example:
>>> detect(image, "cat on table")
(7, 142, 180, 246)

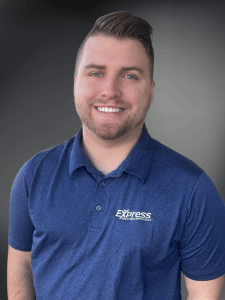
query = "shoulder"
(151, 138, 204, 183)
(19, 136, 76, 183)
(33, 136, 75, 161)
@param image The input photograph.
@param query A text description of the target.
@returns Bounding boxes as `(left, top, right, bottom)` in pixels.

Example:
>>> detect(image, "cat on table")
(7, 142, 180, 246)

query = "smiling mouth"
(95, 107, 125, 113)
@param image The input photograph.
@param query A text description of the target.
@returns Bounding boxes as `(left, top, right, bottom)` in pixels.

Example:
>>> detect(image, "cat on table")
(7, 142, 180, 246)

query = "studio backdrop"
(1, 0, 225, 299)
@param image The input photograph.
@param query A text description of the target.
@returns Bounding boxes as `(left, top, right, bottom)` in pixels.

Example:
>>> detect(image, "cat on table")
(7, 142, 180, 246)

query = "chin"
(96, 133, 122, 140)
(91, 124, 130, 140)
(94, 129, 125, 140)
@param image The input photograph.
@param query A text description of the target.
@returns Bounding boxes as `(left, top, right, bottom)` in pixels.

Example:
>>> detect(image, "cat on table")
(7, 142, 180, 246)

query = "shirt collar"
(69, 125, 155, 184)
(69, 127, 99, 177)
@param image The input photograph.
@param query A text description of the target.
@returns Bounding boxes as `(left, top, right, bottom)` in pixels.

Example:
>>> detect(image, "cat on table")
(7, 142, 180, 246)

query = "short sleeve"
(8, 161, 35, 251)
(179, 171, 225, 280)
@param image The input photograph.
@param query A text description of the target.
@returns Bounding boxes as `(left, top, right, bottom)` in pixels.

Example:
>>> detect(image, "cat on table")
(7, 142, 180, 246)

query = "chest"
(29, 172, 184, 269)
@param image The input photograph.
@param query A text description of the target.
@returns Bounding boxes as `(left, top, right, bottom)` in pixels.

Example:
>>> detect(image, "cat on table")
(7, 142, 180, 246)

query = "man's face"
(74, 35, 155, 140)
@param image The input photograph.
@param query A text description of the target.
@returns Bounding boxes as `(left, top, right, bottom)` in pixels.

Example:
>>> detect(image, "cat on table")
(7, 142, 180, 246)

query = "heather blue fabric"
(9, 127, 225, 300)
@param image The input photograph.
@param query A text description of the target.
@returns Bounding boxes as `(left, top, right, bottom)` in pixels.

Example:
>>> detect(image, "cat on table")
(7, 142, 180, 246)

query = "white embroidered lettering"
(115, 209, 152, 221)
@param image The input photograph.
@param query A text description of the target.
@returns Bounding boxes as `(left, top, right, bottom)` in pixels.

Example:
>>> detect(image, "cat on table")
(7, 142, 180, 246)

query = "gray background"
(1, 0, 225, 299)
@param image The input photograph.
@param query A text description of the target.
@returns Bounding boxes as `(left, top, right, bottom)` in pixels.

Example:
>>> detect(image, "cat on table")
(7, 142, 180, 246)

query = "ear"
(150, 80, 155, 104)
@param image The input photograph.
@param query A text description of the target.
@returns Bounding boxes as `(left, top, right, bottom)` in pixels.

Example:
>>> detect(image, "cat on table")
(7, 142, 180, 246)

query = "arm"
(7, 245, 35, 300)
(185, 274, 224, 300)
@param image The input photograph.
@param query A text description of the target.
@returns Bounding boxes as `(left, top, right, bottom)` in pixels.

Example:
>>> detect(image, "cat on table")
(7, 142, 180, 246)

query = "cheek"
(123, 85, 145, 105)
(76, 81, 99, 102)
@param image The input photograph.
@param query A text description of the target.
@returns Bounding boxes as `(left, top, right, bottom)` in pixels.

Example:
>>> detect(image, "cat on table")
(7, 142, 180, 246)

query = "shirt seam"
(8, 240, 32, 251)
(27, 144, 65, 196)
(153, 139, 202, 171)
(153, 139, 205, 240)
(179, 171, 205, 241)
(183, 263, 225, 277)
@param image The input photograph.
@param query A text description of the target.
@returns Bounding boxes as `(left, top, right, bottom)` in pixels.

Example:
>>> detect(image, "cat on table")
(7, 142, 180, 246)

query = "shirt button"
(100, 181, 105, 187)
(96, 205, 102, 211)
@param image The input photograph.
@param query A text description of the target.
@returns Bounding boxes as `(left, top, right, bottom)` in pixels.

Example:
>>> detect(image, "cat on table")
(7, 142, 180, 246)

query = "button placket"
(96, 181, 104, 212)
(89, 180, 107, 229)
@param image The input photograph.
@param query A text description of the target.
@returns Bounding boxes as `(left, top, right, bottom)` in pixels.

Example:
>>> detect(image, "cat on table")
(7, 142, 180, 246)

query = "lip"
(93, 106, 126, 115)
(93, 105, 126, 109)
(93, 104, 126, 112)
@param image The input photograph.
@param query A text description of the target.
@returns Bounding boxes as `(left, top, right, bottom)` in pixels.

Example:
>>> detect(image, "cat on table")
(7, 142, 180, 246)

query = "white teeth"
(97, 107, 123, 113)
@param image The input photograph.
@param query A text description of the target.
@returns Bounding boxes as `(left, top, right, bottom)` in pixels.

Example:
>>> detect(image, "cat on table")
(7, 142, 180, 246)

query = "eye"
(91, 72, 102, 77)
(125, 74, 137, 80)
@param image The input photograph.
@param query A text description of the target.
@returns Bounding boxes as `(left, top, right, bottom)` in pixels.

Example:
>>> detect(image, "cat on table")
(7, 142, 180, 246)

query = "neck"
(81, 125, 144, 175)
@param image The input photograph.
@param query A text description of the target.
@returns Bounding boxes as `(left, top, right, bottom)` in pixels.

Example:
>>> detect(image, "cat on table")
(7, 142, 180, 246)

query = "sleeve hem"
(8, 240, 32, 252)
(182, 265, 225, 281)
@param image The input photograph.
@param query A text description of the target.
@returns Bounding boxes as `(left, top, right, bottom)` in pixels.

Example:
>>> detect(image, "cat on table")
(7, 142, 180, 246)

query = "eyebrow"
(84, 64, 144, 75)
(84, 64, 106, 70)
(121, 66, 143, 75)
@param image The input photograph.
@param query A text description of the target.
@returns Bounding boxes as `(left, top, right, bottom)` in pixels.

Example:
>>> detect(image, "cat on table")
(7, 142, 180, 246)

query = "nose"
(100, 76, 122, 100)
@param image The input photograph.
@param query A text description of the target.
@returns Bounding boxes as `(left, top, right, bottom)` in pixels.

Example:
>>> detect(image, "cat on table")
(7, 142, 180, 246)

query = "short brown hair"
(74, 11, 154, 80)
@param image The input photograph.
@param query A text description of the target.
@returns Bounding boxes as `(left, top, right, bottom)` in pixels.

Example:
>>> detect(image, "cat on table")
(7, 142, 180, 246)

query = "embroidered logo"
(115, 209, 151, 221)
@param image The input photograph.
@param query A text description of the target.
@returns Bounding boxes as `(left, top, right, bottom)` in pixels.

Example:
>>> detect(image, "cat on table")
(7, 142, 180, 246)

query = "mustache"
(90, 99, 130, 108)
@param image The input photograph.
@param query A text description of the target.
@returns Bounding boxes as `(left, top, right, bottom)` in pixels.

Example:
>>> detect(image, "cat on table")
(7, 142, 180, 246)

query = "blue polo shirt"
(9, 127, 225, 300)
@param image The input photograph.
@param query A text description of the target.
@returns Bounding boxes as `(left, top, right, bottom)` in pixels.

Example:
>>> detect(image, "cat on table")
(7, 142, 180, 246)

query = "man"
(7, 11, 225, 300)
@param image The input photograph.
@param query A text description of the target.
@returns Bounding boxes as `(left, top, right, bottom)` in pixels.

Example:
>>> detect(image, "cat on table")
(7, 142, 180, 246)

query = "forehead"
(79, 35, 150, 72)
